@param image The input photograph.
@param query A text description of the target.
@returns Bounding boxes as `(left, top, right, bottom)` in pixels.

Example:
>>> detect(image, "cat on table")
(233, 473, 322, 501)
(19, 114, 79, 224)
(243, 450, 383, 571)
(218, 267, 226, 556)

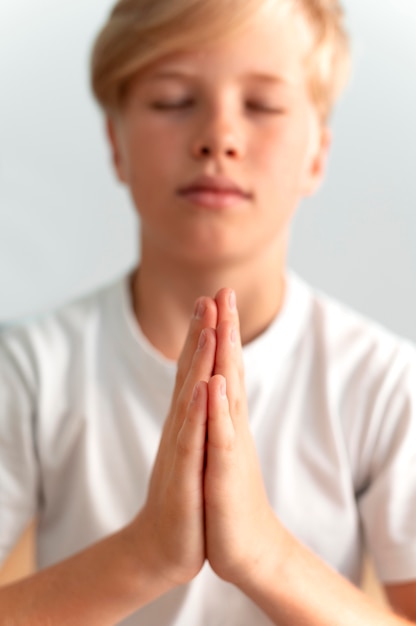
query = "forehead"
(137, 6, 312, 88)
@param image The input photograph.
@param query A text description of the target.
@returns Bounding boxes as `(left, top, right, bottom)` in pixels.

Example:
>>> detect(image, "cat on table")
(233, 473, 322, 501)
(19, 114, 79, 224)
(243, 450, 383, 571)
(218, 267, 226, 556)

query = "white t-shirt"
(1, 270, 416, 626)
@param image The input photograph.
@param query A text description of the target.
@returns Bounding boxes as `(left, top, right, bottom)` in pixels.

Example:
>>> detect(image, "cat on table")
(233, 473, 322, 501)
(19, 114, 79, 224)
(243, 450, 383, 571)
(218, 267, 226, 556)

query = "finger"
(172, 296, 217, 407)
(161, 324, 216, 456)
(175, 381, 208, 493)
(215, 288, 240, 332)
(172, 327, 216, 437)
(207, 375, 235, 457)
(178, 326, 216, 404)
(214, 320, 246, 424)
(214, 287, 245, 410)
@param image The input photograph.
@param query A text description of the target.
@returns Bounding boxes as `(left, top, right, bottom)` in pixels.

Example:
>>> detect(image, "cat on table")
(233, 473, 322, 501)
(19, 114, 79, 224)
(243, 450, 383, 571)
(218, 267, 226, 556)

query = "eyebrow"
(247, 72, 290, 85)
(148, 69, 290, 85)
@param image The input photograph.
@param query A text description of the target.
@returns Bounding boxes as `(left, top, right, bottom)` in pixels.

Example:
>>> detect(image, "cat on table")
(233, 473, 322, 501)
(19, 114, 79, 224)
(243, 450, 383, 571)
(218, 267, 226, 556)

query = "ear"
(106, 115, 128, 184)
(301, 125, 331, 197)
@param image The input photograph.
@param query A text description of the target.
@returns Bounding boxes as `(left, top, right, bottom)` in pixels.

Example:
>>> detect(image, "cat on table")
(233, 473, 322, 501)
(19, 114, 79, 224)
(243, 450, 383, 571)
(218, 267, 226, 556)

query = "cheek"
(123, 126, 180, 199)
(256, 120, 315, 192)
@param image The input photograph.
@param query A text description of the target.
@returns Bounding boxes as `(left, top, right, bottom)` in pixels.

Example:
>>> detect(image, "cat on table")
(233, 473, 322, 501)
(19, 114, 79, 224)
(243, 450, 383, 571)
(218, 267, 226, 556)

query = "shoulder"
(290, 272, 416, 377)
(289, 272, 416, 440)
(289, 273, 416, 481)
(0, 274, 129, 393)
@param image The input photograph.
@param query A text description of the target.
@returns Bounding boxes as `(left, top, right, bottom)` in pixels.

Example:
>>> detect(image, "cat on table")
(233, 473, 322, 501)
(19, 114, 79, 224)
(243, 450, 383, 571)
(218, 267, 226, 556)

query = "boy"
(1, 0, 416, 624)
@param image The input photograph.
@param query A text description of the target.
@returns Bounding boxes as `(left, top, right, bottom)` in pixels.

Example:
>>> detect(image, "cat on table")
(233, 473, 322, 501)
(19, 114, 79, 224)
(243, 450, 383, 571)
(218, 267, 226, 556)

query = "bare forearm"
(0, 516, 174, 626)
(239, 525, 414, 626)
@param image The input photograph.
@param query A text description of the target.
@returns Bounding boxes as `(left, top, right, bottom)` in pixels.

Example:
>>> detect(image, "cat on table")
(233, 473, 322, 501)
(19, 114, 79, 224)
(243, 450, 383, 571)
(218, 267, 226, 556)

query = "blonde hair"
(90, 0, 350, 122)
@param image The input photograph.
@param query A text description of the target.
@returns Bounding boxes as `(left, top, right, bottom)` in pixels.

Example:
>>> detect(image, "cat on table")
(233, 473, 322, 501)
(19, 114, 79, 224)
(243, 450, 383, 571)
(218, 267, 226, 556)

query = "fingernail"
(198, 329, 207, 349)
(192, 383, 200, 402)
(229, 290, 236, 311)
(194, 299, 206, 319)
(230, 325, 237, 344)
(220, 378, 227, 398)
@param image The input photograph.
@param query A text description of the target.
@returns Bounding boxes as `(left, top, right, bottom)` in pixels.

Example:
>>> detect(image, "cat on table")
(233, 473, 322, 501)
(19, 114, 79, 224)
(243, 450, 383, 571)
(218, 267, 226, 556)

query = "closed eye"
(151, 99, 194, 110)
(246, 102, 285, 114)
(150, 100, 285, 114)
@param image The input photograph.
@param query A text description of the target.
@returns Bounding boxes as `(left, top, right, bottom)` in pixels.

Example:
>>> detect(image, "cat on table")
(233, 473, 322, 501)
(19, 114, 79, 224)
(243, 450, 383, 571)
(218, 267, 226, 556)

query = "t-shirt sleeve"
(0, 332, 39, 566)
(358, 342, 416, 583)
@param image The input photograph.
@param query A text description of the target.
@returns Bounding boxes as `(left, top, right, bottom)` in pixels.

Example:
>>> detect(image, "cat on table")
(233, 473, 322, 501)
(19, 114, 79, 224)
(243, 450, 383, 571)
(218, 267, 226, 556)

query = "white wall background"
(0, 0, 415, 341)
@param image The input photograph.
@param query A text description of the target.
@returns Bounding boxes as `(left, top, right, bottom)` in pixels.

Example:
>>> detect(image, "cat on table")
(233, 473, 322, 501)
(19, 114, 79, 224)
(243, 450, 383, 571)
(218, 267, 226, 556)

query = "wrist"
(121, 513, 178, 599)
(128, 508, 204, 591)
(207, 507, 284, 590)
(233, 512, 294, 597)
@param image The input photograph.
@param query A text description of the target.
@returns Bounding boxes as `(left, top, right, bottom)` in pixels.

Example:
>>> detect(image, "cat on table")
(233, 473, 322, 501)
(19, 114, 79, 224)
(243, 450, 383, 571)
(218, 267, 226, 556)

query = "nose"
(191, 108, 244, 161)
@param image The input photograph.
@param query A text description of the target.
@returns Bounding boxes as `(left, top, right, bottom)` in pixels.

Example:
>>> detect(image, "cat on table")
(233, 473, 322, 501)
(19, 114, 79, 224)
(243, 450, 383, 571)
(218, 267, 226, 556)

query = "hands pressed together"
(130, 291, 416, 626)
(136, 288, 282, 592)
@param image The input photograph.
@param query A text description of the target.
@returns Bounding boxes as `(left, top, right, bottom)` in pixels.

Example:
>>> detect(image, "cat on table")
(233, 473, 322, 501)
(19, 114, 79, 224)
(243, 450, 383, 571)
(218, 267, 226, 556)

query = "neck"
(131, 236, 289, 361)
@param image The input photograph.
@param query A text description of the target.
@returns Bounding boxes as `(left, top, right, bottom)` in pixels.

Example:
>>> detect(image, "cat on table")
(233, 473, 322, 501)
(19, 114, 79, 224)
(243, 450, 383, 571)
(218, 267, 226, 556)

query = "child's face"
(107, 6, 330, 267)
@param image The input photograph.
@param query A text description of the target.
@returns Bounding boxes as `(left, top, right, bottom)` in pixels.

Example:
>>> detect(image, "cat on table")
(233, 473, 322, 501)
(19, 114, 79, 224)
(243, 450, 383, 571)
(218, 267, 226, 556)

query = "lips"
(178, 175, 252, 209)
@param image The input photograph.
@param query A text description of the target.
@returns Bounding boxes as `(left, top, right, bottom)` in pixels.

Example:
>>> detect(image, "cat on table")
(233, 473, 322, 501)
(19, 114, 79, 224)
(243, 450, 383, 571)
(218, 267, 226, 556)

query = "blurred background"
(0, 0, 415, 342)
